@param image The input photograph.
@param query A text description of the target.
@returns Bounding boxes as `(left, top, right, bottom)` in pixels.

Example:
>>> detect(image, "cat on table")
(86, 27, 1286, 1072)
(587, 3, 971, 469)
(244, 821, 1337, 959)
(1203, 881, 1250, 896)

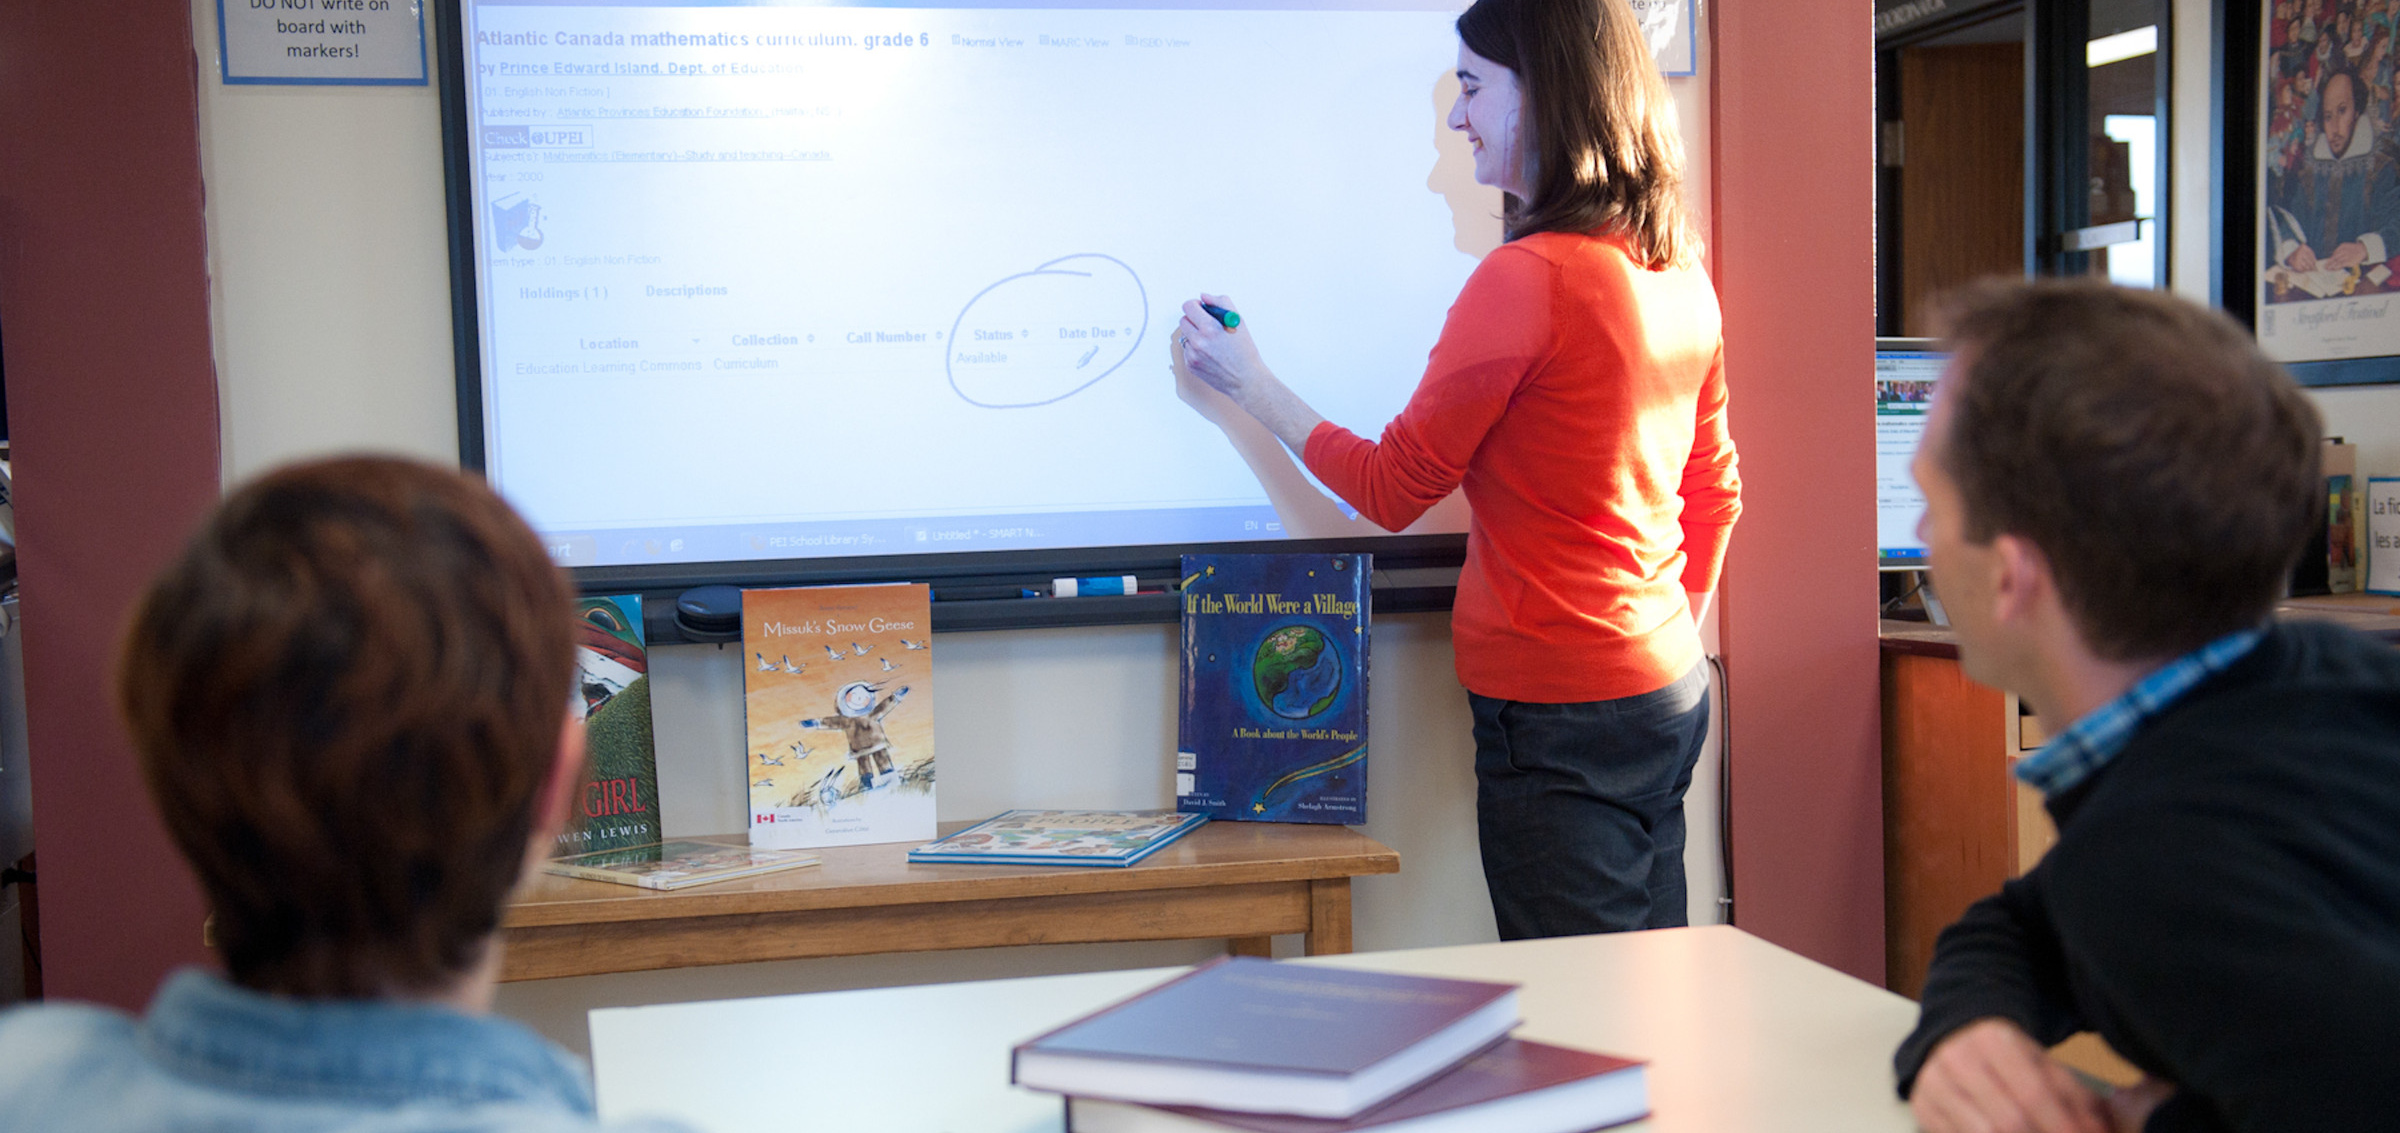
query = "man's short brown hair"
(1936, 279, 2322, 661)
(120, 457, 575, 997)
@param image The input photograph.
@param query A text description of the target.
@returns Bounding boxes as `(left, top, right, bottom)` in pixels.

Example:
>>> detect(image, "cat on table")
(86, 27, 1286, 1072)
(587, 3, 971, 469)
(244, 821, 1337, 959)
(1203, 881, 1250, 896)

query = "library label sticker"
(219, 0, 427, 86)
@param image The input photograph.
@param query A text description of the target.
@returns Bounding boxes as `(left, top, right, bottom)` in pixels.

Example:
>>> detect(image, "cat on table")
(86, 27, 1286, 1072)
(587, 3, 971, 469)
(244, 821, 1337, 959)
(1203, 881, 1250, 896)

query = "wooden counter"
(499, 820, 1398, 982)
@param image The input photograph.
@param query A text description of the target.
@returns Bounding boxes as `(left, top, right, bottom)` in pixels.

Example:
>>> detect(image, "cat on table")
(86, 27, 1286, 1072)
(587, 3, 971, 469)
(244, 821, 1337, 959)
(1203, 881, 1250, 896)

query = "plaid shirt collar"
(2014, 627, 2268, 798)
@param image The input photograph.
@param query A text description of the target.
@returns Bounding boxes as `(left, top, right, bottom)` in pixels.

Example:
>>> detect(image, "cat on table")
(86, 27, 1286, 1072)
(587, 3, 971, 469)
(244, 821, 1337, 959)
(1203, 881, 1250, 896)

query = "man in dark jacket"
(1895, 279, 2400, 1133)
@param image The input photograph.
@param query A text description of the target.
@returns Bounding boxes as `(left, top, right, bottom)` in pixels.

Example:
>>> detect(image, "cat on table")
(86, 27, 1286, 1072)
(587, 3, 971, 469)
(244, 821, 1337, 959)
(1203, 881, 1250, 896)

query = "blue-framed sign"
(1633, 0, 1697, 78)
(218, 0, 429, 85)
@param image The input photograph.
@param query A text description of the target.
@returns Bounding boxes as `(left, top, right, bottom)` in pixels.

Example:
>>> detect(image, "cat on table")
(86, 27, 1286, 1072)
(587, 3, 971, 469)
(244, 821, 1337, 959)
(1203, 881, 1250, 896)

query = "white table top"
(589, 925, 1919, 1133)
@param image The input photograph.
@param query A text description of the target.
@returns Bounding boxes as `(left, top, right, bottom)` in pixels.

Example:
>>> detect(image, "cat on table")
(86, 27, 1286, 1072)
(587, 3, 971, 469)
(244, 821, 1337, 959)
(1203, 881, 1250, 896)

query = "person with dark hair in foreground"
(0, 457, 691, 1132)
(1895, 279, 2400, 1133)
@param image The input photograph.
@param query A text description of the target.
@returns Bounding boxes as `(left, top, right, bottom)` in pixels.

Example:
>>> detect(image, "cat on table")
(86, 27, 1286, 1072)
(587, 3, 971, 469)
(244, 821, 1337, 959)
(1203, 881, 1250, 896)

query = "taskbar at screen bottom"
(540, 504, 1329, 569)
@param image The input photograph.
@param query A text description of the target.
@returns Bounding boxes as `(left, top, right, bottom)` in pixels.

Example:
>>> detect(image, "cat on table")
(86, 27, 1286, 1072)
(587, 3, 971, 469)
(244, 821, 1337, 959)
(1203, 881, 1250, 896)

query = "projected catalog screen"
(458, 0, 1489, 569)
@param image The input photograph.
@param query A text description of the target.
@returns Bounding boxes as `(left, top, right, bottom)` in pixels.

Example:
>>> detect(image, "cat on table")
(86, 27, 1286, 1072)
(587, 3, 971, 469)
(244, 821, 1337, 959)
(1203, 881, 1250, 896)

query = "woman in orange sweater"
(1176, 0, 1739, 938)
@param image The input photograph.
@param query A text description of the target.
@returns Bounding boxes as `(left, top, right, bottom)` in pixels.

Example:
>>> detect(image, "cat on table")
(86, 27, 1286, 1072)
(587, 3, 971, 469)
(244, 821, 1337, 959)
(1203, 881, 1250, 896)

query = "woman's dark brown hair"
(119, 457, 576, 997)
(1456, 0, 1696, 267)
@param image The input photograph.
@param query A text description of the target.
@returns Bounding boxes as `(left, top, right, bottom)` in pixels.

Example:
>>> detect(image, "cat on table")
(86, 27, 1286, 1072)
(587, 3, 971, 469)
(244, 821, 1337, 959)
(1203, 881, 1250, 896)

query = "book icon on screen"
(491, 193, 544, 252)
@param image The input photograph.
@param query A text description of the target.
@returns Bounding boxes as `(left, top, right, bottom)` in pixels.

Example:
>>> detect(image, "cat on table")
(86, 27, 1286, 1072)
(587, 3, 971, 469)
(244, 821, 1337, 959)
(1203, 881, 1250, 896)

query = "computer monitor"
(1876, 339, 1946, 571)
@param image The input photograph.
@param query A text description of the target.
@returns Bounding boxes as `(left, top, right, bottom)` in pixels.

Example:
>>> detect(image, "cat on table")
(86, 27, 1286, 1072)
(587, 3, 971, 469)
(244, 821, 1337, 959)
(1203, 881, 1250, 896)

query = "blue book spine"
(1177, 554, 1369, 824)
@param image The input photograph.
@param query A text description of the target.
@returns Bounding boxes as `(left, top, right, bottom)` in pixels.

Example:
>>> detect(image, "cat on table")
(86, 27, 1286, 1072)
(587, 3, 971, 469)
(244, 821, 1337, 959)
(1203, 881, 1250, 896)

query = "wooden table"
(588, 925, 1920, 1133)
(499, 821, 1398, 981)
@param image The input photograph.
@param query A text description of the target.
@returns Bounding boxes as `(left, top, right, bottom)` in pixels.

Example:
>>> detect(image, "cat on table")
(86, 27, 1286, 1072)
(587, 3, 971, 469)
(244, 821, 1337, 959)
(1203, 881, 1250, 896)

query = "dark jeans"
(1471, 662, 1710, 940)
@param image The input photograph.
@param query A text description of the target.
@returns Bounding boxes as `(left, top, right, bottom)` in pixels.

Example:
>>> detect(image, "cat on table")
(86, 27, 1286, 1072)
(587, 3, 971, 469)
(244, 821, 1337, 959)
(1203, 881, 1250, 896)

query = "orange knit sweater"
(1304, 231, 1740, 703)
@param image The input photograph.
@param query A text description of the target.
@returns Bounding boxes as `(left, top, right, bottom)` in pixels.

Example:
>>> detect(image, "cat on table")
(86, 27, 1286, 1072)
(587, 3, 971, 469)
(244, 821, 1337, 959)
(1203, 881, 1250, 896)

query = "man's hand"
(2287, 244, 2322, 272)
(1911, 1019, 2109, 1133)
(2326, 240, 2372, 270)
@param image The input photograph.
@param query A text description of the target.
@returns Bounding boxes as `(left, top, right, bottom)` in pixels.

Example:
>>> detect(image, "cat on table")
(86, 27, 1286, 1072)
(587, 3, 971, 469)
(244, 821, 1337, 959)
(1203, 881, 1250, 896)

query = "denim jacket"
(0, 968, 693, 1132)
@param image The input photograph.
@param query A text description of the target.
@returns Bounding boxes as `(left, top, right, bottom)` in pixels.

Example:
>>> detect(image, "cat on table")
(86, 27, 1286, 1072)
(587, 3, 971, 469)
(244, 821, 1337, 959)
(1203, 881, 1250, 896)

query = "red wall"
(0, 2, 223, 1007)
(1711, 0, 1885, 981)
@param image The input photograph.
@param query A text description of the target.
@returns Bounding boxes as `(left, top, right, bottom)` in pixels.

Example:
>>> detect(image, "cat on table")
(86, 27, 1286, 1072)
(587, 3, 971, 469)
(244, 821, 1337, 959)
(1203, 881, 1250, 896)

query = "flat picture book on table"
(908, 810, 1209, 867)
(544, 839, 820, 891)
(743, 583, 935, 849)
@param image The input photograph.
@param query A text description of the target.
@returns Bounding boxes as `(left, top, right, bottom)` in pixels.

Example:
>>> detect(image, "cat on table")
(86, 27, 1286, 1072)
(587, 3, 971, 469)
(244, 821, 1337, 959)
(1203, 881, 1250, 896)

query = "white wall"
(186, 0, 1726, 1056)
(193, 28, 462, 480)
(2171, 0, 2400, 470)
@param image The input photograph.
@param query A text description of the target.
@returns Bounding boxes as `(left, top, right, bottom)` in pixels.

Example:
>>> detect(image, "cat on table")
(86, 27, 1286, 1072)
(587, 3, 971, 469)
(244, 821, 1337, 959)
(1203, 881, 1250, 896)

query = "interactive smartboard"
(443, 0, 1494, 578)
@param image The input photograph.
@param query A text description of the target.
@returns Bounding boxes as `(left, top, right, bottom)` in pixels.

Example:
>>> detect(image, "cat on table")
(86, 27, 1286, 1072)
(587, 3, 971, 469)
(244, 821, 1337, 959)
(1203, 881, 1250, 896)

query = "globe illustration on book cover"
(1253, 624, 1341, 719)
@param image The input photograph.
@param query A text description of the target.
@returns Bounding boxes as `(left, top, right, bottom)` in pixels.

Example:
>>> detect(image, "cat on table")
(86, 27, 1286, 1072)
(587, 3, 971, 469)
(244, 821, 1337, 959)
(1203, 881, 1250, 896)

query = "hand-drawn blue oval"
(946, 254, 1148, 409)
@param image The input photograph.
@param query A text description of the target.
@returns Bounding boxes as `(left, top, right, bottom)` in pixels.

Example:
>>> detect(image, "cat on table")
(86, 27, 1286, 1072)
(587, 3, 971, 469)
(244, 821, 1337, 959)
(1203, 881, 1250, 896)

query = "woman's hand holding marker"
(1177, 293, 1266, 399)
(1173, 293, 1324, 456)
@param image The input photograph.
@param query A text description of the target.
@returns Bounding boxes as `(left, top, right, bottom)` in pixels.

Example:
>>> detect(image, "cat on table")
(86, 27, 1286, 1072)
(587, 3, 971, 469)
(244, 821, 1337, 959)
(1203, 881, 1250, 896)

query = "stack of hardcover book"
(1012, 957, 1648, 1133)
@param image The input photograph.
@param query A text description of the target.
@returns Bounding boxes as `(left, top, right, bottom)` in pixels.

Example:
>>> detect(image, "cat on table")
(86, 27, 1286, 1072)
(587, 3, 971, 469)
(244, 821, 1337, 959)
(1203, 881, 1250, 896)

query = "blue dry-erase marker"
(1200, 302, 1241, 330)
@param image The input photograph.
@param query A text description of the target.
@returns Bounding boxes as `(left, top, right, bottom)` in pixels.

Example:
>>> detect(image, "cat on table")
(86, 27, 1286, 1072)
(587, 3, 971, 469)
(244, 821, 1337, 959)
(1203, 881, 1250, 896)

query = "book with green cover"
(555, 595, 661, 856)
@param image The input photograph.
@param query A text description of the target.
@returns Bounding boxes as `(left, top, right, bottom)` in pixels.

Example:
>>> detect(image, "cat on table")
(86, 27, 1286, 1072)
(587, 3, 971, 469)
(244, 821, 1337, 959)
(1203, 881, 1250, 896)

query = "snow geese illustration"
(901, 639, 927, 650)
(824, 644, 846, 662)
(879, 657, 899, 672)
(810, 762, 846, 804)
(851, 642, 874, 657)
(757, 752, 785, 767)
(780, 655, 805, 674)
(756, 652, 776, 671)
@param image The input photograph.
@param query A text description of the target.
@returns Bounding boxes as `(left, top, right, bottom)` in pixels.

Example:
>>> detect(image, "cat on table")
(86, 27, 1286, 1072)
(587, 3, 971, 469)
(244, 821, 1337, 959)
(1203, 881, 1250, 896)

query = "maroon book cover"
(1013, 957, 1516, 1077)
(1066, 1039, 1648, 1132)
